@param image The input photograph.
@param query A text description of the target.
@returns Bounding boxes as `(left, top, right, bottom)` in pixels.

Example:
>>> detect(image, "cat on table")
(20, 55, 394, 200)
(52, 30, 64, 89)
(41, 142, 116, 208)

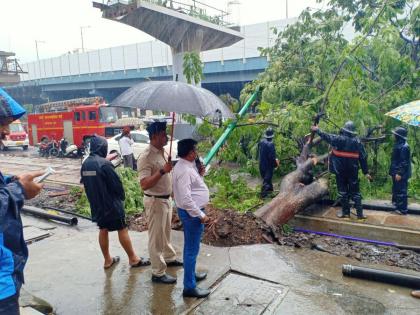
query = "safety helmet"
(341, 121, 358, 135)
(264, 127, 274, 139)
(391, 126, 407, 140)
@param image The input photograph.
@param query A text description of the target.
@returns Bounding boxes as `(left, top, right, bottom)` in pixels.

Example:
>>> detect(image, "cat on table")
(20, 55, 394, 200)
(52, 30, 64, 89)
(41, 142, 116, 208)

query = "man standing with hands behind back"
(137, 121, 182, 284)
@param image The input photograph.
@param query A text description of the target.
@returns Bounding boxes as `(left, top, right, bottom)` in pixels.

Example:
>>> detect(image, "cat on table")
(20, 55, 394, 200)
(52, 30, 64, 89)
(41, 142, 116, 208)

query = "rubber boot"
(337, 196, 350, 219)
(354, 196, 367, 221)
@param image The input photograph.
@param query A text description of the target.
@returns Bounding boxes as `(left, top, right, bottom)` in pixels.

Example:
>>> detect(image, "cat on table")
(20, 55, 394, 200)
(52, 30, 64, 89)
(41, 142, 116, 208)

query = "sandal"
(104, 256, 120, 269)
(130, 257, 151, 268)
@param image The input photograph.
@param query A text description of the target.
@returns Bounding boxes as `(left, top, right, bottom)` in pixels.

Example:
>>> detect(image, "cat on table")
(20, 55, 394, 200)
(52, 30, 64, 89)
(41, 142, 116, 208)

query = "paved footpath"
(22, 215, 420, 315)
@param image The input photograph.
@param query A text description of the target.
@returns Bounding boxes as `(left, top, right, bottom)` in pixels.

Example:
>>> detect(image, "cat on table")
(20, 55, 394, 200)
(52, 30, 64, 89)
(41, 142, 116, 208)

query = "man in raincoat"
(0, 88, 44, 314)
(312, 121, 372, 220)
(389, 127, 411, 215)
(81, 135, 149, 269)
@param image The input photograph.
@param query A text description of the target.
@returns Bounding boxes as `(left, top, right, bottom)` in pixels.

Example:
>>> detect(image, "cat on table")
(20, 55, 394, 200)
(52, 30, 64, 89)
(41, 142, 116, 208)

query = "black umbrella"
(110, 80, 234, 156)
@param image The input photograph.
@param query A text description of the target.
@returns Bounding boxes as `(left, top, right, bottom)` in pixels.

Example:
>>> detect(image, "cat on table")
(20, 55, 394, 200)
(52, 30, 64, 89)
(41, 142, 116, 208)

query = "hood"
(0, 88, 26, 121)
(90, 136, 108, 158)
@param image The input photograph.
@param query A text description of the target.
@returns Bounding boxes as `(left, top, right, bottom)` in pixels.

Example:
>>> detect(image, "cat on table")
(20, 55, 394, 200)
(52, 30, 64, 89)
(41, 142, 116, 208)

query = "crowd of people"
(0, 93, 414, 313)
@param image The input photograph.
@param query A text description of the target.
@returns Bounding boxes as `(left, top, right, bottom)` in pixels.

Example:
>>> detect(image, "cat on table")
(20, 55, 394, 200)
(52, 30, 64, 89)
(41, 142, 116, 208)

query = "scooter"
(59, 138, 79, 158)
(38, 138, 59, 157)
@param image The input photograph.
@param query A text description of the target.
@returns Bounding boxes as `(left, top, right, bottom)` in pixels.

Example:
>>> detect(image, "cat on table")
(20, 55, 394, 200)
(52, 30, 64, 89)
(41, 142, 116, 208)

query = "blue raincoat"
(0, 88, 27, 301)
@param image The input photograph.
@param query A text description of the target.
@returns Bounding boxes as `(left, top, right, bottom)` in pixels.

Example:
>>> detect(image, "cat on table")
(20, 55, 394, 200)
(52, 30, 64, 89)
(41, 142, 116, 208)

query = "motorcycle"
(38, 137, 59, 157)
(59, 138, 79, 158)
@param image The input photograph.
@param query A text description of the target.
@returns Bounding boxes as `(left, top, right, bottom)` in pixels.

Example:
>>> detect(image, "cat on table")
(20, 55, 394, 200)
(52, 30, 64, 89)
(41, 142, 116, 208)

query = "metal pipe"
(42, 206, 91, 221)
(342, 264, 420, 288)
(22, 206, 78, 226)
(203, 86, 260, 166)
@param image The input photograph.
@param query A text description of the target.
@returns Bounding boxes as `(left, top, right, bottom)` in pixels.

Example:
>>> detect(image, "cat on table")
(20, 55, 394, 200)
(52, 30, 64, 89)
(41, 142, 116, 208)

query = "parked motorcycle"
(59, 138, 79, 158)
(38, 137, 59, 157)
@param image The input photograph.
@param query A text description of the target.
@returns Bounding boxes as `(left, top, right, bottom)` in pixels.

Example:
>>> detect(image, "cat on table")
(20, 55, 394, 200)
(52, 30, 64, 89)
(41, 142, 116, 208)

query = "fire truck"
(27, 97, 125, 148)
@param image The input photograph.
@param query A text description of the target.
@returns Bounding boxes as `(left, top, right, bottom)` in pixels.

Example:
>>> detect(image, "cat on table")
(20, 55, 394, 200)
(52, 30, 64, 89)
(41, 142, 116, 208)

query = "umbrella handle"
(169, 112, 175, 161)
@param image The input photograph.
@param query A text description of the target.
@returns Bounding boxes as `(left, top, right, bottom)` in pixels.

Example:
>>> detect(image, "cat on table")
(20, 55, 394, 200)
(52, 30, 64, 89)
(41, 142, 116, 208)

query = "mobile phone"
(35, 167, 56, 183)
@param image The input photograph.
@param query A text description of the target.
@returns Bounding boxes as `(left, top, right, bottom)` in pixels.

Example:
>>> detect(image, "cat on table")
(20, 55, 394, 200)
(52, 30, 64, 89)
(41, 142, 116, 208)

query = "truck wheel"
(49, 148, 59, 157)
(23, 145, 29, 151)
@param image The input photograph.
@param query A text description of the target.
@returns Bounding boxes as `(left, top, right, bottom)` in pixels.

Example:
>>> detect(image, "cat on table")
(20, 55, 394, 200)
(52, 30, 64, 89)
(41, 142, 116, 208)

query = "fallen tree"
(255, 138, 329, 228)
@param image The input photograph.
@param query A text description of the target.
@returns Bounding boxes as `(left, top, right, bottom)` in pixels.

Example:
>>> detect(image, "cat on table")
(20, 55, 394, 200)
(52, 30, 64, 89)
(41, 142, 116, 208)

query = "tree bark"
(255, 140, 329, 228)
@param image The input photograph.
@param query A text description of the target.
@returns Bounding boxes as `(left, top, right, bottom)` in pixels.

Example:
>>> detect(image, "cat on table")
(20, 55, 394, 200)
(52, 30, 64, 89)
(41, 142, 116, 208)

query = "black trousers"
(0, 294, 20, 315)
(392, 177, 408, 213)
(260, 167, 274, 198)
(336, 174, 363, 216)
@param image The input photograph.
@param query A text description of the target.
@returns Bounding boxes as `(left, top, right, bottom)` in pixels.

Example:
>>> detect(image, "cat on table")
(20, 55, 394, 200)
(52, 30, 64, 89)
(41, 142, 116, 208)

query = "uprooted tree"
(199, 0, 419, 235)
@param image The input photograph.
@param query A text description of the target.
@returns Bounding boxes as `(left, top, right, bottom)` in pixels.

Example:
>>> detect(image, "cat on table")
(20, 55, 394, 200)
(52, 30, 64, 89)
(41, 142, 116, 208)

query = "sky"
(0, 0, 324, 63)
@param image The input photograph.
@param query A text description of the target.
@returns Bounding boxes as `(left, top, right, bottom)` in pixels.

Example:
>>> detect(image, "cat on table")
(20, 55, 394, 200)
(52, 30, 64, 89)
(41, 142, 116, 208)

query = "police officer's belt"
(144, 193, 170, 199)
(332, 149, 359, 159)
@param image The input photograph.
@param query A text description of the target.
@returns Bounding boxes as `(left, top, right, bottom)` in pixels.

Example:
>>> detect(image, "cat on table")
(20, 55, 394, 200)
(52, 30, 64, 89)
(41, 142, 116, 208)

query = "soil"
(28, 191, 420, 272)
(26, 185, 80, 212)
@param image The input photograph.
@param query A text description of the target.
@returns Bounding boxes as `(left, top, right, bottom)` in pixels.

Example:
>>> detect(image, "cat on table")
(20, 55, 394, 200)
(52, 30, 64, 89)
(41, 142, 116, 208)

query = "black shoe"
(195, 272, 207, 282)
(356, 215, 367, 221)
(152, 274, 177, 284)
(395, 210, 408, 215)
(166, 260, 183, 267)
(183, 287, 210, 298)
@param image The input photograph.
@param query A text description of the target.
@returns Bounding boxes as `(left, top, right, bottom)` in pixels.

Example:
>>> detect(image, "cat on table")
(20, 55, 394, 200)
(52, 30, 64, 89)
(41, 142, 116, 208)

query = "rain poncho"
(81, 136, 125, 224)
(0, 89, 27, 300)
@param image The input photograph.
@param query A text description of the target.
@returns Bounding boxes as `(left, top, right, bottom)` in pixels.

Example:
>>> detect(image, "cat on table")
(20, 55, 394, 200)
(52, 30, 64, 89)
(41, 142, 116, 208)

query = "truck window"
(89, 111, 97, 121)
(74, 112, 81, 121)
(82, 111, 86, 120)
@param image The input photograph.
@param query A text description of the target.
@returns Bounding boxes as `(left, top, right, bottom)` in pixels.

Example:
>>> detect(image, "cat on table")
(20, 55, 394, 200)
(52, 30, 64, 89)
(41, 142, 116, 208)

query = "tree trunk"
(255, 140, 329, 228)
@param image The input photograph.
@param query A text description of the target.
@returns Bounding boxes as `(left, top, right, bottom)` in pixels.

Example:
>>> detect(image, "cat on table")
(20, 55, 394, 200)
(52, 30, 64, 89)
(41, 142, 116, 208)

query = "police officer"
(258, 128, 279, 198)
(137, 121, 182, 284)
(311, 121, 372, 220)
(389, 127, 411, 215)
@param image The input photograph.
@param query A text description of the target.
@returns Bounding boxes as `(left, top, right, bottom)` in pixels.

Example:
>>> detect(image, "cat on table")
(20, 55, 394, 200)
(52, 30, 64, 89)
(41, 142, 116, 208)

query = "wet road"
(0, 146, 82, 185)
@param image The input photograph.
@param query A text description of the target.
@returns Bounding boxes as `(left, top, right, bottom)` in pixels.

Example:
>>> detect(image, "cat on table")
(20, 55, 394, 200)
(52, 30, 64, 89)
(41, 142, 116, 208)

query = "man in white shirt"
(119, 126, 135, 170)
(173, 138, 210, 298)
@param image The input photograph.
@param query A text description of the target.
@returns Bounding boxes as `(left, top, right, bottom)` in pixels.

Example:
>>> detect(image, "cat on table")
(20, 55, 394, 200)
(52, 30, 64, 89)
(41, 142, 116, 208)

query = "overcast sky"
(1, 0, 324, 63)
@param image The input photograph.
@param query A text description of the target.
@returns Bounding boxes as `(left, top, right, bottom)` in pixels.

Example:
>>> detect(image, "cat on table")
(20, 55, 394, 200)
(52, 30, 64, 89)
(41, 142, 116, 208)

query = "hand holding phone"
(35, 167, 56, 183)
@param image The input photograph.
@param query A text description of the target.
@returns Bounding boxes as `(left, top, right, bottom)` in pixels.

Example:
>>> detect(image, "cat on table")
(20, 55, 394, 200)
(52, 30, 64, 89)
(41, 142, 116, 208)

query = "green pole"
(203, 86, 260, 166)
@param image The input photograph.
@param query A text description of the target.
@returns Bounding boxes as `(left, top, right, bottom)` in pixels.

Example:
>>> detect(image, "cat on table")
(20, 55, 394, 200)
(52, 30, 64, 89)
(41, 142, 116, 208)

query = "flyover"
(6, 18, 295, 104)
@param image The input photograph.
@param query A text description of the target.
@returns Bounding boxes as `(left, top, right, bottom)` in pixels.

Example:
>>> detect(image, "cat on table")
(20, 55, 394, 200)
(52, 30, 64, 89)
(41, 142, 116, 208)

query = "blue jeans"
(0, 294, 19, 315)
(177, 208, 204, 290)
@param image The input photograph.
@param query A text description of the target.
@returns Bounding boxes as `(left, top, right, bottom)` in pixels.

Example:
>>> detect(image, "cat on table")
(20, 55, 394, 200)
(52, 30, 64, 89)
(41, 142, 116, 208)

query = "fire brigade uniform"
(316, 121, 369, 219)
(258, 128, 277, 198)
(137, 123, 177, 278)
(389, 127, 411, 215)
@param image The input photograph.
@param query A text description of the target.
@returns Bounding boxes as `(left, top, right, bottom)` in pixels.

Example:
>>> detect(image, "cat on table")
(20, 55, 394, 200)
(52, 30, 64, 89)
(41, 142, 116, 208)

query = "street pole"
(80, 26, 91, 53)
(35, 40, 45, 79)
(286, 0, 288, 19)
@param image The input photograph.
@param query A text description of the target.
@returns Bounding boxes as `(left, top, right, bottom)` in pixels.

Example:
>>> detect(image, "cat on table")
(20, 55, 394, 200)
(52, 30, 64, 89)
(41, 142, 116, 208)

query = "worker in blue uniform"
(312, 121, 372, 220)
(389, 127, 411, 215)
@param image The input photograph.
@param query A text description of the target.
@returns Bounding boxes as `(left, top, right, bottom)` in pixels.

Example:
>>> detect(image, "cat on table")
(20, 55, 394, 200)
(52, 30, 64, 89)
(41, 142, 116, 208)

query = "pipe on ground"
(342, 264, 420, 288)
(22, 206, 78, 226)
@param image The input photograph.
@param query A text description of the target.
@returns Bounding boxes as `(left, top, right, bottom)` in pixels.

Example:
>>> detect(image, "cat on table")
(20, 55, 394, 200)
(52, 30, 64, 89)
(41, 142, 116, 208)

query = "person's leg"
(0, 294, 20, 315)
(123, 155, 130, 168)
(336, 175, 350, 217)
(350, 176, 365, 219)
(395, 178, 408, 214)
(266, 168, 274, 193)
(144, 197, 167, 276)
(391, 176, 397, 205)
(178, 209, 201, 290)
(99, 228, 113, 267)
(162, 199, 177, 263)
(117, 228, 141, 265)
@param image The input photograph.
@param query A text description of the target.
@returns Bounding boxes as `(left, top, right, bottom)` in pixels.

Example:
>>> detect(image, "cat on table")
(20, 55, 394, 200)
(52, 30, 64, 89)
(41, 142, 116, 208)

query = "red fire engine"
(27, 97, 121, 148)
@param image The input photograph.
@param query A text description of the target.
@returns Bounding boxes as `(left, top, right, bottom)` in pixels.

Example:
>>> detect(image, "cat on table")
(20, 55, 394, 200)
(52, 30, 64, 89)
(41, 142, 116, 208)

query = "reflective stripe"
(332, 149, 359, 159)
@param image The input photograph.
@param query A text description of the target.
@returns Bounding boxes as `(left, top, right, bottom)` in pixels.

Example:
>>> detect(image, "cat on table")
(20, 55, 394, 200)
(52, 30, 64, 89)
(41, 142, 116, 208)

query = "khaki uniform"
(138, 144, 177, 276)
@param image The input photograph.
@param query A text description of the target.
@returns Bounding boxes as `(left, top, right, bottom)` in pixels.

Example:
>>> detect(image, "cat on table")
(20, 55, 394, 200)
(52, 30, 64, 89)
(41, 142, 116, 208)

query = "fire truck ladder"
(35, 97, 105, 113)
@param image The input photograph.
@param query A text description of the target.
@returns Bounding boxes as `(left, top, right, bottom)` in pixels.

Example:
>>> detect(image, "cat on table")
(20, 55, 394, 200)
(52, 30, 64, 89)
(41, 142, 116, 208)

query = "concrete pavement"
(22, 215, 420, 315)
